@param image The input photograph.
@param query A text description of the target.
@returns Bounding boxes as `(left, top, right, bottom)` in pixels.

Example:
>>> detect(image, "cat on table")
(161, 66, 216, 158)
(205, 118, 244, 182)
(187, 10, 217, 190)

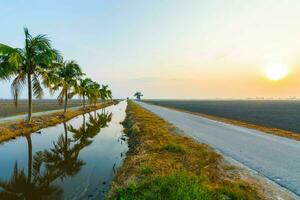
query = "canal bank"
(108, 101, 268, 200)
(0, 101, 116, 143)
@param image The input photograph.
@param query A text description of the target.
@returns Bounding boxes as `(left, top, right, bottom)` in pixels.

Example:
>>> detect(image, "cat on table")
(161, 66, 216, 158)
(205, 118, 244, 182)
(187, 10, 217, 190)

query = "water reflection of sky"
(0, 101, 128, 200)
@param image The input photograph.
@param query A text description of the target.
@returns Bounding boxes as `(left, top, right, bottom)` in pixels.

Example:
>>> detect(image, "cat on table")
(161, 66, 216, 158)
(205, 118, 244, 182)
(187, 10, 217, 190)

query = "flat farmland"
(144, 100, 300, 134)
(0, 99, 82, 118)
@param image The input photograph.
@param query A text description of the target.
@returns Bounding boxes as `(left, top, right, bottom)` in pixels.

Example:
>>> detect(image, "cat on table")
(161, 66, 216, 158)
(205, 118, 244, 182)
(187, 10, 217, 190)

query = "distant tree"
(134, 92, 143, 100)
(0, 28, 60, 123)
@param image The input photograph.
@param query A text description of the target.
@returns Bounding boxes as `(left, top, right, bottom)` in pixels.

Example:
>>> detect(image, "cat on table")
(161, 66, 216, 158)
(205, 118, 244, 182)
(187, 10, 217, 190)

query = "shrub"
(163, 143, 187, 153)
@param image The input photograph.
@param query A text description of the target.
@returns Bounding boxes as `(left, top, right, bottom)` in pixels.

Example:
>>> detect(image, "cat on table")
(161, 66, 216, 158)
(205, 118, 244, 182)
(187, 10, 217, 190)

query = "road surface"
(136, 101, 300, 197)
(0, 106, 82, 123)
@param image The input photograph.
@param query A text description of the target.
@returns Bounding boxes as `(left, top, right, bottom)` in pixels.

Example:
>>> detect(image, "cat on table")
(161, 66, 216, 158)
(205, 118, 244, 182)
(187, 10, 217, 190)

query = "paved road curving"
(136, 101, 300, 198)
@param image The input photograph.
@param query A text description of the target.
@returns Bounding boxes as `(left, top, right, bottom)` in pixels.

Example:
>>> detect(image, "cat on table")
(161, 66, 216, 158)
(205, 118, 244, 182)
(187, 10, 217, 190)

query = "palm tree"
(77, 78, 93, 110)
(87, 81, 101, 106)
(134, 92, 143, 100)
(100, 85, 112, 101)
(52, 60, 83, 113)
(0, 28, 60, 123)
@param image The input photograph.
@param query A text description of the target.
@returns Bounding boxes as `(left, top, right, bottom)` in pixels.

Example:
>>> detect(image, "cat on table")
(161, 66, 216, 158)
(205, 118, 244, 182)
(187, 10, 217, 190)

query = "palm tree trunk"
(27, 73, 32, 123)
(25, 135, 32, 184)
(83, 95, 86, 110)
(64, 88, 68, 113)
(63, 122, 68, 153)
(83, 114, 86, 130)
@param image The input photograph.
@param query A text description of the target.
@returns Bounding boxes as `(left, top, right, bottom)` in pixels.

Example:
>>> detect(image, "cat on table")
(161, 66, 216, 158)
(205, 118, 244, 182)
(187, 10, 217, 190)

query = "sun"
(264, 63, 288, 81)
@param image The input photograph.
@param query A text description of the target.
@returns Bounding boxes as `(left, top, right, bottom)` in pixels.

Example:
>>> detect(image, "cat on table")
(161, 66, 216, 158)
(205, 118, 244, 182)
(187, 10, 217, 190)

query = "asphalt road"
(136, 101, 300, 197)
(0, 106, 81, 123)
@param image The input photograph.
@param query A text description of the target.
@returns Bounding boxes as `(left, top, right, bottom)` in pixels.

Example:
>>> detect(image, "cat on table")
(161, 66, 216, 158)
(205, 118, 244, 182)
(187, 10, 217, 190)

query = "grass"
(0, 101, 116, 143)
(0, 99, 83, 118)
(139, 167, 153, 175)
(163, 143, 187, 153)
(108, 101, 264, 200)
(112, 173, 227, 200)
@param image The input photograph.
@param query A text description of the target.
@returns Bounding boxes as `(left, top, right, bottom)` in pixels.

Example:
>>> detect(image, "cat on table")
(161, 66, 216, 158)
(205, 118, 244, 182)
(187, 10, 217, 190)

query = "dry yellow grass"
(109, 101, 264, 200)
(0, 101, 115, 143)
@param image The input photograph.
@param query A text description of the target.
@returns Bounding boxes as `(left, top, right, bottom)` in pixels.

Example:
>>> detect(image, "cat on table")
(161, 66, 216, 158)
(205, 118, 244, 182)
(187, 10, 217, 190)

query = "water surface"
(0, 101, 128, 200)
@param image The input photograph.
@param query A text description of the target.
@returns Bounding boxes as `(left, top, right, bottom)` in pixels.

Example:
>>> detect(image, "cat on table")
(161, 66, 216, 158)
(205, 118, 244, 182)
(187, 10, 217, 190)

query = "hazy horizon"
(2, 0, 300, 99)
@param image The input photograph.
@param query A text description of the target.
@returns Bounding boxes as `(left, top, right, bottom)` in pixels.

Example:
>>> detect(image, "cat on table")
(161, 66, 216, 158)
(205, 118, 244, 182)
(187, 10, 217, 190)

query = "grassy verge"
(145, 102, 300, 141)
(0, 101, 116, 143)
(108, 101, 264, 200)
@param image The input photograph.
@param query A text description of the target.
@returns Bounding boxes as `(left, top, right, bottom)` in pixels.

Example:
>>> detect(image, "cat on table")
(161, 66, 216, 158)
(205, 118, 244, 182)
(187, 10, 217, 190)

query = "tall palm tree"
(134, 92, 143, 100)
(87, 81, 101, 106)
(100, 85, 112, 101)
(0, 28, 60, 122)
(52, 60, 83, 113)
(77, 78, 93, 109)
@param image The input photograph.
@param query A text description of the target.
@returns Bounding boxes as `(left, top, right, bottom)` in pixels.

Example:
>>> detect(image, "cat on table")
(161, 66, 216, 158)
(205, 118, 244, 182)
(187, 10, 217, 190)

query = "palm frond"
(57, 89, 65, 105)
(0, 44, 22, 80)
(11, 73, 26, 107)
(32, 73, 44, 99)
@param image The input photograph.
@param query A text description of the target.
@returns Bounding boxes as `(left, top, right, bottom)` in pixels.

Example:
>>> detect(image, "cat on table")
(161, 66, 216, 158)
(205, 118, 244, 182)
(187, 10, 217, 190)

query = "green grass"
(139, 167, 153, 175)
(163, 143, 187, 153)
(111, 172, 243, 200)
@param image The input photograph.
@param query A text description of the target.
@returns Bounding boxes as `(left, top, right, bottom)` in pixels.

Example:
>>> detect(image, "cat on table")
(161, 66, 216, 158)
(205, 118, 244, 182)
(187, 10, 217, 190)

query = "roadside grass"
(0, 101, 115, 143)
(139, 167, 153, 175)
(108, 101, 263, 200)
(163, 142, 187, 153)
(112, 173, 222, 200)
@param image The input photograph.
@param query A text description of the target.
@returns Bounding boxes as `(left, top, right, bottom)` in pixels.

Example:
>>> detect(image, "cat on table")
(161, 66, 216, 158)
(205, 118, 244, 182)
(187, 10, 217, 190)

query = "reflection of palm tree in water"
(42, 122, 85, 181)
(0, 135, 62, 200)
(43, 112, 112, 181)
(70, 112, 112, 143)
(0, 112, 112, 199)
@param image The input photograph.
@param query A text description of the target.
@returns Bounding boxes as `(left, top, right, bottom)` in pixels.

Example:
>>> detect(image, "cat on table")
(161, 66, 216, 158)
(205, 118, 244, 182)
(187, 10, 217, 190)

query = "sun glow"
(264, 63, 289, 81)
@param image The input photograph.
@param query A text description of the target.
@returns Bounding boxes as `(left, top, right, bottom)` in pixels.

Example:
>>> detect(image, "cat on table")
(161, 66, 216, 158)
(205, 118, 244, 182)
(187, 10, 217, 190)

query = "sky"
(1, 0, 300, 99)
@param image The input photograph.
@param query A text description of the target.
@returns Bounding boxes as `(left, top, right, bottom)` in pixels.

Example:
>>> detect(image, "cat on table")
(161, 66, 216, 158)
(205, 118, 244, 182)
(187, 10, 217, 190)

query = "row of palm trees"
(0, 28, 112, 123)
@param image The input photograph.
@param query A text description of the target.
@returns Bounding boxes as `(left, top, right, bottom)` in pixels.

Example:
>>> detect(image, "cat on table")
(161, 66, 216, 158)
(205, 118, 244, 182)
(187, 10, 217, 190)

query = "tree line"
(0, 28, 112, 123)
